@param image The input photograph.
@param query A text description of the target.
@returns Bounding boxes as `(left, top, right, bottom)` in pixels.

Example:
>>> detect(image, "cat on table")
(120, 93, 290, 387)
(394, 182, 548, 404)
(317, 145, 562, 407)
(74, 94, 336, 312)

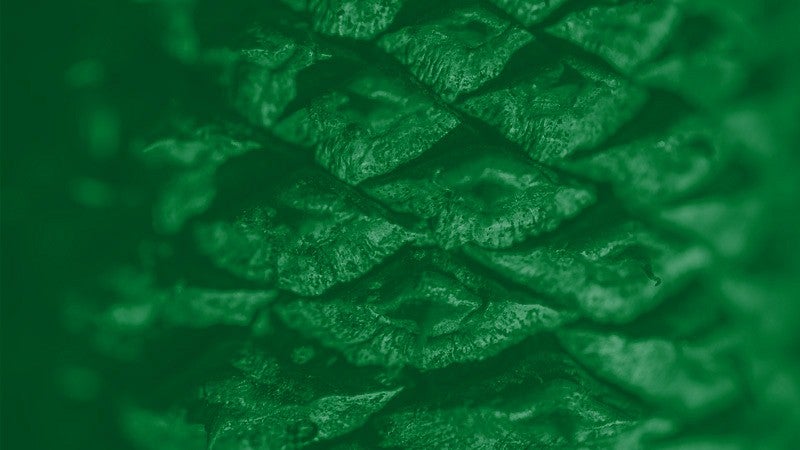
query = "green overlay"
(2, 0, 800, 449)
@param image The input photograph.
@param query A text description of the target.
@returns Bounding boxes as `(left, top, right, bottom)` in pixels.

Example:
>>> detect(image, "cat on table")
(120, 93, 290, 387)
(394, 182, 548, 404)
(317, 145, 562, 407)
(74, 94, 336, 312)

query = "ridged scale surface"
(77, 0, 798, 448)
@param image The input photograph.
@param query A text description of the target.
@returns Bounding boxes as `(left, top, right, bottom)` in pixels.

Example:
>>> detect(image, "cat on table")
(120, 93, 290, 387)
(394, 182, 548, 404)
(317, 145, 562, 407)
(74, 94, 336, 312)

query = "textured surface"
(6, 0, 798, 449)
(378, 7, 533, 101)
(458, 57, 647, 160)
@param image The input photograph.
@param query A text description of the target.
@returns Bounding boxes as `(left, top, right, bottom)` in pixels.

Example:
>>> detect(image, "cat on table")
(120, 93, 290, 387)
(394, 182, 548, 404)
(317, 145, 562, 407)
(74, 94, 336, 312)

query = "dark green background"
(2, 1, 176, 448)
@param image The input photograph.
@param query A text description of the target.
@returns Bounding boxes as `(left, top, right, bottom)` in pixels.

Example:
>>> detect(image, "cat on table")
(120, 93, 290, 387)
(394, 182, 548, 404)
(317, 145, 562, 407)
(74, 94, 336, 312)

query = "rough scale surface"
(63, 1, 800, 449)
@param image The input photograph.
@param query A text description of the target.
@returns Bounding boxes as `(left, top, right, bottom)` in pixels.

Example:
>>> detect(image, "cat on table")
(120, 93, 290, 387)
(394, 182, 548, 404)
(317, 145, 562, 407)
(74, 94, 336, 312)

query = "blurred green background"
(1, 1, 179, 448)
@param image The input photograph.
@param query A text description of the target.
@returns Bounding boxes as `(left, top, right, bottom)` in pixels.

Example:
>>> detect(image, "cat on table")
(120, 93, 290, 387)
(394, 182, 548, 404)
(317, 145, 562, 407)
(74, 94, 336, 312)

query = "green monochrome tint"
(3, 0, 799, 449)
